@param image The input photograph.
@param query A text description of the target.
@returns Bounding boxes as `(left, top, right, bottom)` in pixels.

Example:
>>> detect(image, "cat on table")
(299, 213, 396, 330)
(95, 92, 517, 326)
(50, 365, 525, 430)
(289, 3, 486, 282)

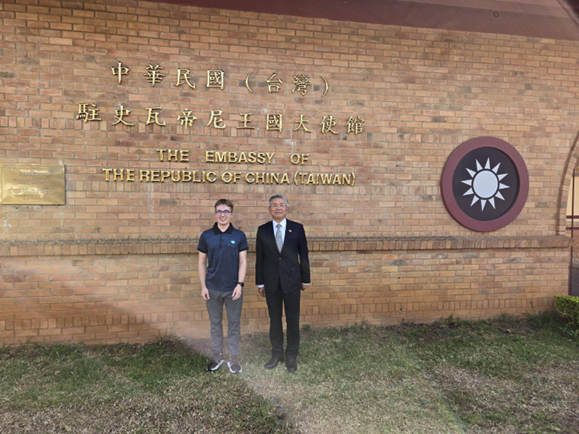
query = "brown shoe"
(227, 355, 242, 374)
(206, 352, 224, 372)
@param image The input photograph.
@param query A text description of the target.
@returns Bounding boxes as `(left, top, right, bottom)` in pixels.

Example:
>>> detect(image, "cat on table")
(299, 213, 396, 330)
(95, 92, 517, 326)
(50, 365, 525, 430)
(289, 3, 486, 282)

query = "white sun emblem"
(462, 158, 509, 211)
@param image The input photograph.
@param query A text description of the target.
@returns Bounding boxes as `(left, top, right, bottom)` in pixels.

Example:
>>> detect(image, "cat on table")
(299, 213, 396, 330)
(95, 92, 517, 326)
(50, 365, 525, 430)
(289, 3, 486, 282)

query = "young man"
(256, 194, 310, 373)
(198, 199, 248, 374)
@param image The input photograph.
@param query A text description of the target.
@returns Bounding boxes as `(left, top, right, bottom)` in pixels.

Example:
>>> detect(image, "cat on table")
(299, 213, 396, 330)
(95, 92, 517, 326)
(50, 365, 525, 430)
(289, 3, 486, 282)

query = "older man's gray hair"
(268, 194, 289, 206)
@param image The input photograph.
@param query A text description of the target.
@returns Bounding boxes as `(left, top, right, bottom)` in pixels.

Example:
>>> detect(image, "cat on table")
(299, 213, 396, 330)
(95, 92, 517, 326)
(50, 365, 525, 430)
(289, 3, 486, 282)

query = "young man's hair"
(214, 198, 234, 211)
(268, 194, 289, 206)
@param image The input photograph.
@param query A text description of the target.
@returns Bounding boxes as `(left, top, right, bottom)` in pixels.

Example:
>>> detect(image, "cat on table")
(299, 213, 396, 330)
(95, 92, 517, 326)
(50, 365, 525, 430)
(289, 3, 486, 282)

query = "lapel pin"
(289, 229, 292, 233)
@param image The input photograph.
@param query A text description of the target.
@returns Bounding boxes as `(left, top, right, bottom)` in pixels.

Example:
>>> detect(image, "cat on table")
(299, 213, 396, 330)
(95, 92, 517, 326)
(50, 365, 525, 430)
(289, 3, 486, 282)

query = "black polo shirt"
(198, 223, 248, 292)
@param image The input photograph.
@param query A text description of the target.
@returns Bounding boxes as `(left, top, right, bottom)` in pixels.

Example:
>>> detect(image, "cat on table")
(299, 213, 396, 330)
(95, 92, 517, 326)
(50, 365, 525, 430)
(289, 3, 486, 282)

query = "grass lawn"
(1, 312, 578, 433)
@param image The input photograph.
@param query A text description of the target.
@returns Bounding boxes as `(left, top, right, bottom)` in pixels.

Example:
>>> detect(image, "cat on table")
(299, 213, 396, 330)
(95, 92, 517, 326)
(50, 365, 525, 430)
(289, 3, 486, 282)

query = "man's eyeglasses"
(216, 210, 232, 216)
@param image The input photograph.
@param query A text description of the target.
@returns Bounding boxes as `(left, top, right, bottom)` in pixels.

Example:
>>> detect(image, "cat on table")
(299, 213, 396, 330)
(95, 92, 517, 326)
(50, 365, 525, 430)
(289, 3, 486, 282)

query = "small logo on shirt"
(231, 240, 236, 244)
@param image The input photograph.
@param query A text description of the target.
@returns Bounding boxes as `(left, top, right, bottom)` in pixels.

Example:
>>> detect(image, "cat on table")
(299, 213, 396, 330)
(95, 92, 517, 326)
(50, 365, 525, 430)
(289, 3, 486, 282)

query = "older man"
(256, 194, 310, 372)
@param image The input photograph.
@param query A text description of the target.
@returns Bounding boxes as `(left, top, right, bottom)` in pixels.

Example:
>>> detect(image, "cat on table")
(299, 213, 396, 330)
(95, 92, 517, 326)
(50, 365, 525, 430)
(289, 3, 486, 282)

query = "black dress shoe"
(286, 359, 297, 373)
(264, 356, 284, 369)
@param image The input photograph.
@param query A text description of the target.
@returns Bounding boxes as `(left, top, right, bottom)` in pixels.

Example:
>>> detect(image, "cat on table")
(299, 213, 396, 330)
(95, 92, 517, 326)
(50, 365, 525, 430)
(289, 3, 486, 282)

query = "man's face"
(215, 204, 233, 226)
(268, 198, 288, 222)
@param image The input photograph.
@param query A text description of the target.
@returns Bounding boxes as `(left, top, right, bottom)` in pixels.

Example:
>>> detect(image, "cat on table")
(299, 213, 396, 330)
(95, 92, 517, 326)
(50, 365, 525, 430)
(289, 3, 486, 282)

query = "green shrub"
(554, 295, 579, 326)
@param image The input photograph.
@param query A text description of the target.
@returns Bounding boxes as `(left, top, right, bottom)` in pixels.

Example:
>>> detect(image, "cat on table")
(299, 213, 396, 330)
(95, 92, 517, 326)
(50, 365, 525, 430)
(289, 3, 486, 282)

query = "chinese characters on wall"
(76, 62, 365, 135)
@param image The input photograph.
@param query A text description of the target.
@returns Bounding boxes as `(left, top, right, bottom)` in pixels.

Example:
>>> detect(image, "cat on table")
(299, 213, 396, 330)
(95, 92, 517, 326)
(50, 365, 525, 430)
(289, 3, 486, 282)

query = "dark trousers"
(265, 282, 301, 360)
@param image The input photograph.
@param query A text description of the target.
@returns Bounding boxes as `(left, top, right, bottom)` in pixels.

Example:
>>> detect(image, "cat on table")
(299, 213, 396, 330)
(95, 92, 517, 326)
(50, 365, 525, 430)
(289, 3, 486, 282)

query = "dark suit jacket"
(255, 219, 310, 293)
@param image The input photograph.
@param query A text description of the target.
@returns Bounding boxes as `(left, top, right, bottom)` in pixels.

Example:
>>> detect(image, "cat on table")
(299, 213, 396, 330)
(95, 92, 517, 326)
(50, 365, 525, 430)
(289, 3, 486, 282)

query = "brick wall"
(0, 245, 567, 345)
(1, 0, 577, 344)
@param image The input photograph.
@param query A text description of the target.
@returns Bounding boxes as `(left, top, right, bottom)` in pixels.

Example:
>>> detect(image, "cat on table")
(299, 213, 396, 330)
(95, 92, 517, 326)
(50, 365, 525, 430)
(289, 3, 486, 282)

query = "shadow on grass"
(1, 312, 577, 434)
(0, 339, 294, 434)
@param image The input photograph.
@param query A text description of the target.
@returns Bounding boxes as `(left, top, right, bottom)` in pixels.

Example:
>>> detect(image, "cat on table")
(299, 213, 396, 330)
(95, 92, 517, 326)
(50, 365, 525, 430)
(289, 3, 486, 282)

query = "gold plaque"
(0, 164, 65, 205)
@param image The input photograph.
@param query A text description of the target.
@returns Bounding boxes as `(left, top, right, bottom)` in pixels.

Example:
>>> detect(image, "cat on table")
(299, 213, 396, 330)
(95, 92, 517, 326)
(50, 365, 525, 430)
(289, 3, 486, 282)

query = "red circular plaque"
(440, 136, 529, 232)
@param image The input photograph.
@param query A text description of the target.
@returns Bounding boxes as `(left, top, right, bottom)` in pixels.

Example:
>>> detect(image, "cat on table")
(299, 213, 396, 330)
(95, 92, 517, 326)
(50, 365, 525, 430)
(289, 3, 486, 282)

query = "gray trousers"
(206, 288, 243, 357)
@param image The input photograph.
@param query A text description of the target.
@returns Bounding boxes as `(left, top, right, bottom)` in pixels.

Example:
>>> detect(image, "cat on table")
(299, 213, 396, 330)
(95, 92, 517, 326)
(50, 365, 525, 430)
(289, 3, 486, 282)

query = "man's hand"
(258, 286, 265, 297)
(201, 287, 210, 300)
(301, 283, 311, 291)
(232, 284, 242, 301)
